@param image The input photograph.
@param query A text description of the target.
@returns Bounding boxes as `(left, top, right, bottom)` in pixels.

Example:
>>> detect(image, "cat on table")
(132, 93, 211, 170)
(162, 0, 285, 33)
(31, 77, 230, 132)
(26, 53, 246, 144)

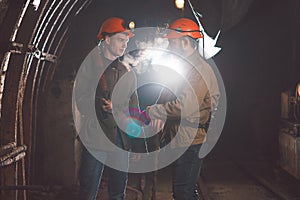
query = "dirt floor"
(29, 149, 300, 200)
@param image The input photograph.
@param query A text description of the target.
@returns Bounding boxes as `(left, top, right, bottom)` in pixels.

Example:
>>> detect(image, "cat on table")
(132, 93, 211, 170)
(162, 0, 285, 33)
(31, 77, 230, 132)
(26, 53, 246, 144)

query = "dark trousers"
(78, 134, 129, 200)
(172, 144, 203, 200)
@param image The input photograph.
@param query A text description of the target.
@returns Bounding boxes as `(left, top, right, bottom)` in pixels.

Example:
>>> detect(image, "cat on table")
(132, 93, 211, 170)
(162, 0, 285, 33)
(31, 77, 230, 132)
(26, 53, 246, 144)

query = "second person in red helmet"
(146, 17, 220, 200)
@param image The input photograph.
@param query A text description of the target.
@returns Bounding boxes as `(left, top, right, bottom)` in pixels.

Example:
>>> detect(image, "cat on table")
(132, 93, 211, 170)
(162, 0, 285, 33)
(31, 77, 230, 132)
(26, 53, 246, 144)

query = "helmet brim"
(164, 29, 204, 39)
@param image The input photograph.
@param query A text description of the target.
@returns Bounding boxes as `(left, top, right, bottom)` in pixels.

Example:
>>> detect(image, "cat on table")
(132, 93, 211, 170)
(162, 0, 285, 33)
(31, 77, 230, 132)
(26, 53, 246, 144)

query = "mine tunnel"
(0, 0, 300, 199)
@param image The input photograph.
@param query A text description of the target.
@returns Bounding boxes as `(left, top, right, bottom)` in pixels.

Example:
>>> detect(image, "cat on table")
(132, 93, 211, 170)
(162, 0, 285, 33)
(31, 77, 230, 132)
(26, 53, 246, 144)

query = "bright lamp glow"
(32, 0, 41, 11)
(142, 49, 187, 82)
(175, 0, 185, 9)
(129, 21, 135, 29)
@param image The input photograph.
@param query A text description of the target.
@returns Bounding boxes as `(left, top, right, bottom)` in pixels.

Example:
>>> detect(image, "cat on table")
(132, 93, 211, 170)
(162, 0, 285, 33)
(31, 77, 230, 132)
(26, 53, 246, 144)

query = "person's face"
(168, 38, 184, 55)
(105, 32, 129, 59)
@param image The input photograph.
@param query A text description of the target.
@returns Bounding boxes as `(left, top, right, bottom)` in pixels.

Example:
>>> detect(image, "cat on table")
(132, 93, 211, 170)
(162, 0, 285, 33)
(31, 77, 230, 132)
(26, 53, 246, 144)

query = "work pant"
(78, 134, 129, 200)
(172, 144, 203, 200)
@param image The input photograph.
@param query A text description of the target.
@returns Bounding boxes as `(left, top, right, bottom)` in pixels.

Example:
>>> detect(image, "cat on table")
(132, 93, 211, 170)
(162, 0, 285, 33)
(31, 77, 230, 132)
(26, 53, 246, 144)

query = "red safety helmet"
(165, 18, 203, 39)
(97, 17, 134, 40)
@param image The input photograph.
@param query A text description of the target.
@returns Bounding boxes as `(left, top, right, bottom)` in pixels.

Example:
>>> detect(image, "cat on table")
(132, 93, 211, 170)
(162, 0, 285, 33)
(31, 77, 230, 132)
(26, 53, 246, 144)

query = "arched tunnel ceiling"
(0, 0, 255, 70)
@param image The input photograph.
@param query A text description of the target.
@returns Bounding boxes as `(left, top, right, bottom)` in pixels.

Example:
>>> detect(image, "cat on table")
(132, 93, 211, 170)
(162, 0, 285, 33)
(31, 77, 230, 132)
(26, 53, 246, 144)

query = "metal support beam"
(8, 41, 57, 63)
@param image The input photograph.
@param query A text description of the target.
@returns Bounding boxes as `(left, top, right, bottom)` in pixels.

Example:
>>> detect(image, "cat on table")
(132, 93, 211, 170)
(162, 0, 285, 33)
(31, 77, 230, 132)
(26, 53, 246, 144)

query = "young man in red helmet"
(146, 18, 220, 199)
(74, 17, 137, 200)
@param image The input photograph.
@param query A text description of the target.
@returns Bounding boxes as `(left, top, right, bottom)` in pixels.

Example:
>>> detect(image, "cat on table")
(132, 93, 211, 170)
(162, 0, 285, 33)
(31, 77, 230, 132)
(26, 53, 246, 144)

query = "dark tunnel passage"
(0, 0, 300, 199)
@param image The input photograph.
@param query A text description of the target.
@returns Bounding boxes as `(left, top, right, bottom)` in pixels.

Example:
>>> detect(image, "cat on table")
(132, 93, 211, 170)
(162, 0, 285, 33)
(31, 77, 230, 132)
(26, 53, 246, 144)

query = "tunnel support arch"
(0, 1, 91, 199)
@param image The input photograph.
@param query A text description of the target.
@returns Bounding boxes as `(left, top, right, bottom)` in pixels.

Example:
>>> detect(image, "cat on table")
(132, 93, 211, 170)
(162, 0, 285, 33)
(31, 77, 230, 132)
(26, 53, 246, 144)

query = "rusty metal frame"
(0, 0, 92, 199)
